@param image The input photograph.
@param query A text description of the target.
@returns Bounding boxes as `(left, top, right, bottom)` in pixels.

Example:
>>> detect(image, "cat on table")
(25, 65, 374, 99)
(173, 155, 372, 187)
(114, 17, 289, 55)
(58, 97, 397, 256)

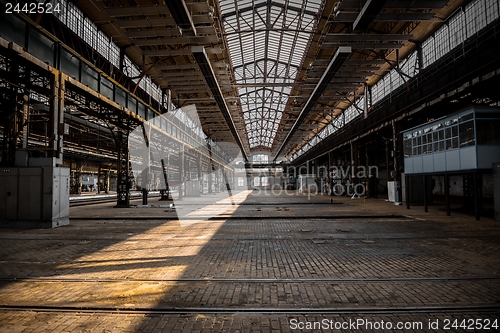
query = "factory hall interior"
(1, 0, 500, 331)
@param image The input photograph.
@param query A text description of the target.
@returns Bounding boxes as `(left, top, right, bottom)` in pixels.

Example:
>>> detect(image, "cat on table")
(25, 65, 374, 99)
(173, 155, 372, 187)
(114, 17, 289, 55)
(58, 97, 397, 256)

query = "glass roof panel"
(221, 0, 322, 148)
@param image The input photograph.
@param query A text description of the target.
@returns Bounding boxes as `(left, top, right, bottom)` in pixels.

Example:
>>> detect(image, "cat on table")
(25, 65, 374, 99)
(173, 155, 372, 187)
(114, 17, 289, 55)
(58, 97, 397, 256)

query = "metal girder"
(154, 63, 227, 70)
(165, 0, 196, 35)
(114, 15, 212, 29)
(308, 69, 377, 77)
(322, 42, 403, 49)
(175, 69, 228, 75)
(164, 80, 212, 86)
(302, 78, 366, 88)
(337, 0, 447, 9)
(324, 33, 413, 42)
(124, 26, 217, 39)
(339, 67, 379, 75)
(115, 130, 130, 207)
(166, 77, 227, 83)
(132, 35, 219, 46)
(353, 0, 388, 31)
(274, 47, 351, 159)
(334, 12, 435, 23)
(105, 2, 209, 18)
(315, 59, 386, 65)
(342, 59, 386, 65)
(323, 87, 364, 93)
(105, 5, 171, 17)
(125, 28, 182, 38)
(385, 0, 448, 9)
(333, 71, 375, 77)
(222, 1, 317, 19)
(115, 18, 177, 28)
(192, 46, 248, 161)
(330, 77, 368, 83)
(175, 88, 211, 93)
(154, 71, 203, 78)
(234, 83, 298, 88)
(142, 47, 222, 57)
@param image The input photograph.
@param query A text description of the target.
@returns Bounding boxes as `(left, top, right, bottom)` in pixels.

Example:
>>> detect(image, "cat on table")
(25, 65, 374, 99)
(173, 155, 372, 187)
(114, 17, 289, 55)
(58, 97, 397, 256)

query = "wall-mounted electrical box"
(0, 167, 70, 228)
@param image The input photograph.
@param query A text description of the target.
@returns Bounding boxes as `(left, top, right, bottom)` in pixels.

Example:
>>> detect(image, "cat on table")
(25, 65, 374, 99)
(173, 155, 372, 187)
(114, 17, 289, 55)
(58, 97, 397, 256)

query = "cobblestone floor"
(0, 191, 499, 332)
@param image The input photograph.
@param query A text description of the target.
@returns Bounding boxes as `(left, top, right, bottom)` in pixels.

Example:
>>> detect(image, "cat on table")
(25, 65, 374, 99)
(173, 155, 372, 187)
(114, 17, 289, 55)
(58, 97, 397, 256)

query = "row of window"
(404, 113, 500, 157)
(404, 121, 474, 157)
(2, 7, 230, 163)
(51, 0, 163, 104)
(291, 0, 499, 161)
(45, 1, 233, 162)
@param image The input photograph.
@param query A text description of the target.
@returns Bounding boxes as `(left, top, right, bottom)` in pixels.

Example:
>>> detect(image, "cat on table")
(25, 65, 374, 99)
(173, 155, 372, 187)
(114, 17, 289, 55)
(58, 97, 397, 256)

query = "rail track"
(69, 192, 161, 207)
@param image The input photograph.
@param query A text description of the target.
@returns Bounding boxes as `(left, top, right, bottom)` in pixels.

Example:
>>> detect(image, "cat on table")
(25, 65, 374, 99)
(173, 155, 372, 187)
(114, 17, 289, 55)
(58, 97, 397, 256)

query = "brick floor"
(0, 311, 499, 333)
(0, 191, 499, 332)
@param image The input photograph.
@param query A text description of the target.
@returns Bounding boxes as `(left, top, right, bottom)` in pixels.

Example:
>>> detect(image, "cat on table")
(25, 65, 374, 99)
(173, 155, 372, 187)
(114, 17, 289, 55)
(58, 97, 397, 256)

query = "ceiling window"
(220, 0, 323, 149)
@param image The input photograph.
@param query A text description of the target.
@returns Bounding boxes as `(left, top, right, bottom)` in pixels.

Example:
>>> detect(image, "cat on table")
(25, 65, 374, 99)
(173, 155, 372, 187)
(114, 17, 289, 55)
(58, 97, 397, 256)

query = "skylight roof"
(220, 0, 323, 149)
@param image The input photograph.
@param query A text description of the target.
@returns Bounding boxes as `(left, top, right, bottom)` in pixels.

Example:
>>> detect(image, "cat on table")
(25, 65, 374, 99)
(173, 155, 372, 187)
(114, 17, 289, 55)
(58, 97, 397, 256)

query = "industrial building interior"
(0, 0, 500, 331)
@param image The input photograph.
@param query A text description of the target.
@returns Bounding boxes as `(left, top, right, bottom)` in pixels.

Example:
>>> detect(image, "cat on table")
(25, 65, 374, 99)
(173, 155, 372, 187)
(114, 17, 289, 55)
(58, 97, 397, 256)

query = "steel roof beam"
(337, 0, 446, 9)
(165, 0, 197, 35)
(133, 35, 219, 46)
(105, 2, 210, 16)
(324, 33, 413, 42)
(274, 46, 351, 160)
(334, 12, 434, 22)
(322, 42, 403, 49)
(125, 26, 216, 38)
(385, 0, 448, 9)
(154, 63, 227, 70)
(142, 47, 222, 57)
(115, 15, 211, 29)
(222, 1, 316, 19)
(353, 0, 388, 31)
(315, 59, 385, 65)
(192, 46, 248, 161)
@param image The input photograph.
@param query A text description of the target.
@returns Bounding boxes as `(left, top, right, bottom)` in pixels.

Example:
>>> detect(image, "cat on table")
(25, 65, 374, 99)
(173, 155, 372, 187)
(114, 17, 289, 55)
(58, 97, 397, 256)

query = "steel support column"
(350, 141, 358, 179)
(115, 131, 130, 207)
(49, 72, 65, 164)
(178, 146, 184, 201)
(423, 175, 428, 212)
(73, 162, 83, 195)
(444, 173, 450, 216)
(3, 75, 22, 165)
(405, 174, 410, 209)
(159, 154, 171, 201)
(474, 171, 481, 221)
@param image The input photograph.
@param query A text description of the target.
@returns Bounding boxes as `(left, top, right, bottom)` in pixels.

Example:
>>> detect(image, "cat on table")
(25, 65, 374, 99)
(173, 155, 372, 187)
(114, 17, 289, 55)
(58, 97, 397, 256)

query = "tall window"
(252, 154, 269, 164)
(238, 177, 245, 187)
(261, 177, 269, 187)
(253, 177, 261, 187)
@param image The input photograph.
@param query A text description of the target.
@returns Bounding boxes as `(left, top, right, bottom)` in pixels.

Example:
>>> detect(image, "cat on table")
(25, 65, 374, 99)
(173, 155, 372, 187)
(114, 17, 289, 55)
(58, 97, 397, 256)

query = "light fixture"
(165, 0, 197, 35)
(274, 46, 351, 160)
(192, 46, 248, 161)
